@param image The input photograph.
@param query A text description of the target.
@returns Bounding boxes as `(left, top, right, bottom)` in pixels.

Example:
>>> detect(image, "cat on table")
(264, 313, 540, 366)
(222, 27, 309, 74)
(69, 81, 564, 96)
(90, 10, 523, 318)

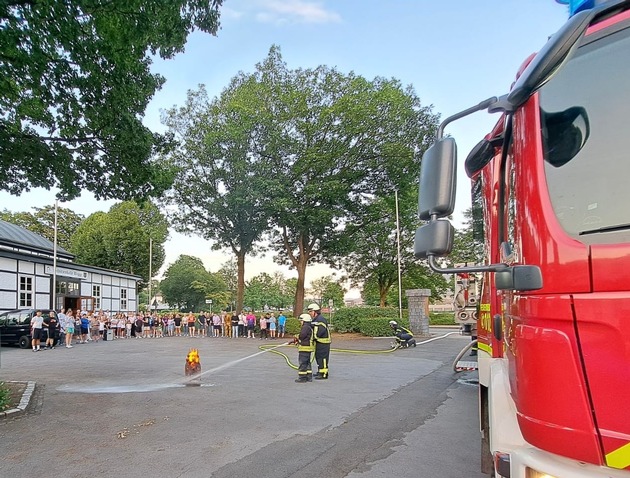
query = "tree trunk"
(236, 251, 245, 313)
(379, 286, 388, 307)
(293, 256, 308, 317)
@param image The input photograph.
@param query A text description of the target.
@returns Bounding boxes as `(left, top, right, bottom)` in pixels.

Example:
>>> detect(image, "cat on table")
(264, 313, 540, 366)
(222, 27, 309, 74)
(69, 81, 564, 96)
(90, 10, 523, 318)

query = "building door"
(79, 297, 95, 313)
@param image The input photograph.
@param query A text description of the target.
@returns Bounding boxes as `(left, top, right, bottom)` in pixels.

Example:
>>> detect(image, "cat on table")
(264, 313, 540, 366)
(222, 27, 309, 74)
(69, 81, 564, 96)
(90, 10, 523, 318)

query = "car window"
(5, 312, 20, 326)
(19, 312, 31, 325)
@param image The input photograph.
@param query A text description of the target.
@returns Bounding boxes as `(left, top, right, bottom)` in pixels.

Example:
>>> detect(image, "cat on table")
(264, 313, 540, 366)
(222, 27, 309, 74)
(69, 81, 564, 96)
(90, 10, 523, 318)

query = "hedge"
(327, 307, 456, 336)
(284, 308, 457, 338)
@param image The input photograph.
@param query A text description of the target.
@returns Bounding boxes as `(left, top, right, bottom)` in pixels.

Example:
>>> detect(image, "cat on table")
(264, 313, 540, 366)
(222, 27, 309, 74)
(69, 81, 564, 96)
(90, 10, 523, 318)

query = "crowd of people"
(31, 303, 334, 384)
(35, 309, 291, 349)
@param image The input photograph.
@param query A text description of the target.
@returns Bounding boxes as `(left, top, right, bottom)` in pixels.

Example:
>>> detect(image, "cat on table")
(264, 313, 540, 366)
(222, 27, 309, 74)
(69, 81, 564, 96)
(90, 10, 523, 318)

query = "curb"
(0, 381, 36, 419)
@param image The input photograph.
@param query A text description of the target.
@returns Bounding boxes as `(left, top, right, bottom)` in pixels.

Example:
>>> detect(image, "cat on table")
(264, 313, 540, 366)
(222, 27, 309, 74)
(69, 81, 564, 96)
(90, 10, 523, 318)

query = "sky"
(0, 0, 570, 299)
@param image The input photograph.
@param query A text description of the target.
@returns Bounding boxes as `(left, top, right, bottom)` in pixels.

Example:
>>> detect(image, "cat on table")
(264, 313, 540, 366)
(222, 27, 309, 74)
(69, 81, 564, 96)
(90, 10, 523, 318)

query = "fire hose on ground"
(259, 331, 463, 370)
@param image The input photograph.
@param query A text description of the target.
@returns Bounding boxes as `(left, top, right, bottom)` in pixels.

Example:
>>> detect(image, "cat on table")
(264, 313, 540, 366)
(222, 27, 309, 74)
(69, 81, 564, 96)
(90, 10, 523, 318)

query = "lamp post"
(52, 199, 58, 311)
(148, 237, 152, 312)
(395, 190, 403, 321)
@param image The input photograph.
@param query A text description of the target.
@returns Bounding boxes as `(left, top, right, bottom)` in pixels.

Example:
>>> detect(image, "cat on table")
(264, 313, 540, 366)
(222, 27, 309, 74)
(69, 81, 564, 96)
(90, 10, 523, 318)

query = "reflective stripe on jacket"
(297, 323, 315, 352)
(312, 321, 331, 344)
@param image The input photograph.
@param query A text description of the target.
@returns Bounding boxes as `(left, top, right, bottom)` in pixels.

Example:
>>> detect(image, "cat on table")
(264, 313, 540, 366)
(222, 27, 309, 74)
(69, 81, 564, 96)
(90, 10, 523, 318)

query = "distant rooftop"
(0, 219, 73, 258)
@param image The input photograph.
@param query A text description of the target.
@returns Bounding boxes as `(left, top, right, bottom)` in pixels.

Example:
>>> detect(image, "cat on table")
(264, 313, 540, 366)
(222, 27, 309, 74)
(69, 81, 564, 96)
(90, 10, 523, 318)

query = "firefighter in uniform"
(308, 303, 331, 379)
(389, 320, 416, 348)
(295, 313, 314, 383)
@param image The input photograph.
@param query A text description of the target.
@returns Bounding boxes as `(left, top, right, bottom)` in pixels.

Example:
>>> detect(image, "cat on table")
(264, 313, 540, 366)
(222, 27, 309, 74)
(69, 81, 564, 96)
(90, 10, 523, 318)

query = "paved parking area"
(0, 331, 485, 477)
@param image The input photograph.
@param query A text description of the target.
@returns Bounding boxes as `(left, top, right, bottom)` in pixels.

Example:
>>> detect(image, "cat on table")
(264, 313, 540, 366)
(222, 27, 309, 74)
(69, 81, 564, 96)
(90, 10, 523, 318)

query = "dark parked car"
(0, 309, 59, 348)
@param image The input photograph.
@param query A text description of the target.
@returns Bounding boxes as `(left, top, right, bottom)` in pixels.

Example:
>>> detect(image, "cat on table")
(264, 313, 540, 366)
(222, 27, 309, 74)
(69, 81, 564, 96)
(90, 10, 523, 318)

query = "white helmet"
(389, 320, 398, 326)
(299, 313, 312, 322)
(307, 303, 321, 311)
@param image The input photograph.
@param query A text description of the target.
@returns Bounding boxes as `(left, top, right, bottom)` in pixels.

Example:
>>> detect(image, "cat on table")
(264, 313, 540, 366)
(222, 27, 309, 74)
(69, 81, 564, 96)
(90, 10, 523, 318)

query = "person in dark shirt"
(44, 311, 58, 349)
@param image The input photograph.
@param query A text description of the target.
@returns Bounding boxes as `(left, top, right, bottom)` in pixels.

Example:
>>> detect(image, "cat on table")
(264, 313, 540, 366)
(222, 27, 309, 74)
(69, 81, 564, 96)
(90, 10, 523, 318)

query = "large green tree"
(160, 255, 214, 312)
(70, 201, 168, 283)
(254, 46, 439, 314)
(161, 83, 271, 314)
(310, 275, 346, 309)
(0, 0, 223, 200)
(0, 205, 84, 250)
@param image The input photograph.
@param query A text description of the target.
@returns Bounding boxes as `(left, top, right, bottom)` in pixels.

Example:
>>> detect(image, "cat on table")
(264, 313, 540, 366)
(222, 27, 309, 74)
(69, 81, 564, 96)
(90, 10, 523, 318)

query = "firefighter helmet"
(307, 303, 321, 311)
(299, 313, 312, 322)
(389, 320, 398, 327)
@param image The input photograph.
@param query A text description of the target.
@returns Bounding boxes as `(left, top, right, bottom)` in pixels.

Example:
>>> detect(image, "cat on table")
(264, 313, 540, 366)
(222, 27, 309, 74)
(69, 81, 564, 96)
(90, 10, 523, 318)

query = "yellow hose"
(259, 341, 401, 370)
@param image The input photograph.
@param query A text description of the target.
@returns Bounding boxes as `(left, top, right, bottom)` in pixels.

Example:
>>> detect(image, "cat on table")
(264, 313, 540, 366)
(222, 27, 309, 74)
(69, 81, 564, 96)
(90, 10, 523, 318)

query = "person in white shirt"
(30, 310, 44, 351)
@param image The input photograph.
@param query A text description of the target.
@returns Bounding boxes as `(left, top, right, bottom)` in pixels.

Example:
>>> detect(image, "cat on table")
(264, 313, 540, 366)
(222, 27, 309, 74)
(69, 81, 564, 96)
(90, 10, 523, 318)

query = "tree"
(160, 255, 213, 312)
(244, 272, 284, 311)
(0, 205, 84, 250)
(70, 201, 168, 283)
(361, 263, 449, 307)
(0, 0, 224, 201)
(191, 273, 230, 312)
(450, 206, 485, 266)
(310, 275, 346, 309)
(252, 46, 439, 314)
(161, 82, 271, 314)
(341, 187, 438, 307)
(217, 259, 238, 311)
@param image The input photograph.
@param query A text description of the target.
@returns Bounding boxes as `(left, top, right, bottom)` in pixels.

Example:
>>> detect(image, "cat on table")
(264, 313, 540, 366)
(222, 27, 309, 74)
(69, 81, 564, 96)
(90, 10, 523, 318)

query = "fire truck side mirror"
(414, 220, 454, 259)
(495, 265, 543, 291)
(418, 137, 457, 220)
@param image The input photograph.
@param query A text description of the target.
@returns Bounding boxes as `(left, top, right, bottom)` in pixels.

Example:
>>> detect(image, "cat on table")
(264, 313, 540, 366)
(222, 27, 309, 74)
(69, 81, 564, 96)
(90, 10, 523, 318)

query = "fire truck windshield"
(539, 23, 630, 244)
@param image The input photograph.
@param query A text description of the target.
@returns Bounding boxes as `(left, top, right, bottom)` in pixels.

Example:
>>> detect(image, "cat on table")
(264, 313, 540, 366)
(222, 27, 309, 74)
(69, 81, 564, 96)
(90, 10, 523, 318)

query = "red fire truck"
(414, 0, 630, 476)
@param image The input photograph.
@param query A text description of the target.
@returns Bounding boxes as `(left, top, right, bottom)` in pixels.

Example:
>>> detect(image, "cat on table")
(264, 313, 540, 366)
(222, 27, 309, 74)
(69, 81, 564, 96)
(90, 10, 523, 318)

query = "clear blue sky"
(1, 0, 570, 295)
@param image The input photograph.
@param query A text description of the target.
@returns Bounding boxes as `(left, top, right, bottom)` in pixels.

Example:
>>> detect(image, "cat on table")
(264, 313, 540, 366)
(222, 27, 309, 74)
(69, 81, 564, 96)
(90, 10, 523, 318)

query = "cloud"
(255, 0, 342, 25)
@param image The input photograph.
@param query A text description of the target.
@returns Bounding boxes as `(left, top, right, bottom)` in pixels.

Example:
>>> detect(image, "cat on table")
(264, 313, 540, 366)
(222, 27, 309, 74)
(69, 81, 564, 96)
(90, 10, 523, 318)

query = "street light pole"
(52, 199, 58, 311)
(148, 237, 152, 312)
(395, 190, 403, 321)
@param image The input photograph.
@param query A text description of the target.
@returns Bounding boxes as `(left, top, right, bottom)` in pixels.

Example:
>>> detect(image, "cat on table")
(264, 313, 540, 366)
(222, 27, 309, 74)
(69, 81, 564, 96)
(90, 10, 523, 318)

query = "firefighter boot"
(295, 376, 308, 383)
(306, 373, 313, 382)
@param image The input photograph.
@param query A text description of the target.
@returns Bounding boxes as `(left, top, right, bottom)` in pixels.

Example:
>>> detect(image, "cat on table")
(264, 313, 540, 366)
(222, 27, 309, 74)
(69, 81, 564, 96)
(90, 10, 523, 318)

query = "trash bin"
(105, 329, 114, 341)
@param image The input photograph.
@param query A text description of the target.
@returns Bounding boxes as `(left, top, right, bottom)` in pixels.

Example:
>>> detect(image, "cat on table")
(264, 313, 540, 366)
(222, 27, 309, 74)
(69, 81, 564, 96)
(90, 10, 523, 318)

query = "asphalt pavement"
(0, 329, 487, 478)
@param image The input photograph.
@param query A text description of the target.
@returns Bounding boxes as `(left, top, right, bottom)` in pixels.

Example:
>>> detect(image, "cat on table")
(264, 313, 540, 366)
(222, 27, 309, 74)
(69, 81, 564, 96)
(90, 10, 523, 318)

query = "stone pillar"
(406, 289, 431, 337)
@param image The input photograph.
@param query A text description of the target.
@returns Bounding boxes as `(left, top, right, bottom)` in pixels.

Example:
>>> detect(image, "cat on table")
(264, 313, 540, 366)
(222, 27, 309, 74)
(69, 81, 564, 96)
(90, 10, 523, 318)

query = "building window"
(120, 289, 127, 310)
(56, 280, 80, 296)
(19, 276, 33, 307)
(92, 285, 101, 310)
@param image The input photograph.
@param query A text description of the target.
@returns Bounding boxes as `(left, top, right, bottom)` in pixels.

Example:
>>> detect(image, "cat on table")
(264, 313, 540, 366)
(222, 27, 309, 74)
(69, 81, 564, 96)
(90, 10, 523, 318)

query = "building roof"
(0, 219, 73, 258)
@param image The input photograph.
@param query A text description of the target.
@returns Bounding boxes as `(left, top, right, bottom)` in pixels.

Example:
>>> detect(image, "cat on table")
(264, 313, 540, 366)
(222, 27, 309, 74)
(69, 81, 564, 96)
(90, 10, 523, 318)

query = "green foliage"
(332, 306, 403, 333)
(0, 382, 9, 411)
(161, 82, 272, 313)
(70, 201, 168, 283)
(160, 255, 223, 312)
(450, 207, 485, 266)
(243, 272, 294, 312)
(162, 45, 440, 316)
(331, 306, 455, 335)
(0, 1, 224, 201)
(285, 317, 301, 336)
(361, 264, 450, 308)
(191, 273, 231, 311)
(0, 206, 84, 251)
(310, 275, 346, 309)
(430, 312, 456, 325)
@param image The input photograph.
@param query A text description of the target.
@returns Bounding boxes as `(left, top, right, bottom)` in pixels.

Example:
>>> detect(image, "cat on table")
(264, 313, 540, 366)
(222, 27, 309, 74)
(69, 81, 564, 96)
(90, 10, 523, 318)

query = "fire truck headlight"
(525, 468, 558, 478)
